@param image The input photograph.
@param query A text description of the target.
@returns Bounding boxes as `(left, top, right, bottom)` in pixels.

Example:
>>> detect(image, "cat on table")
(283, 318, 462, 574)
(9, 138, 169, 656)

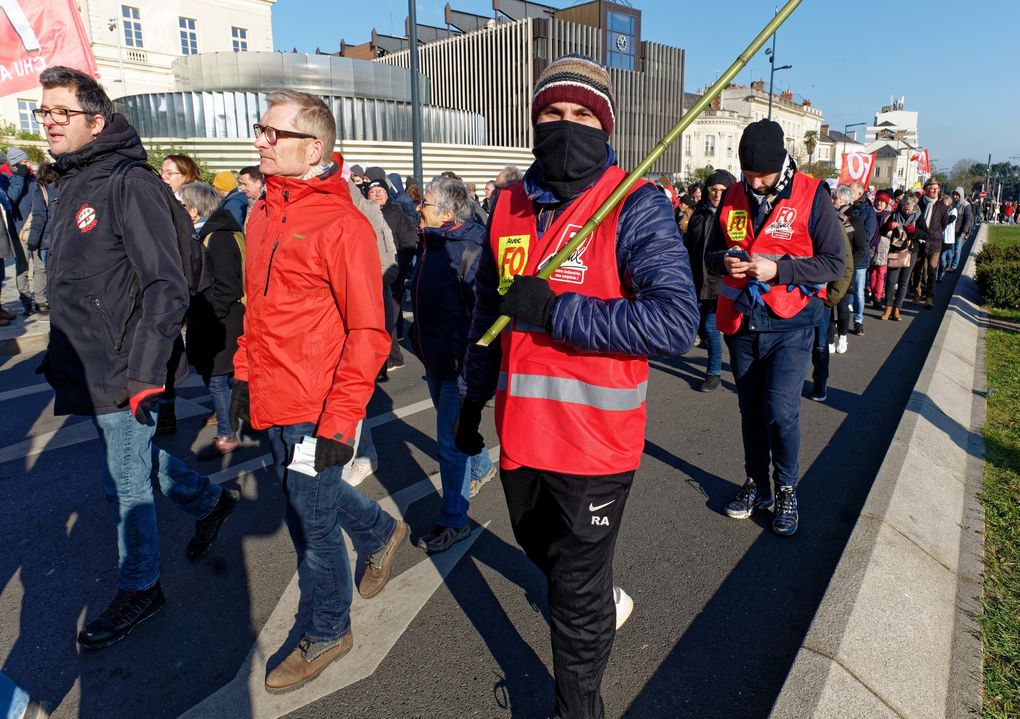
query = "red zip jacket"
(233, 162, 389, 443)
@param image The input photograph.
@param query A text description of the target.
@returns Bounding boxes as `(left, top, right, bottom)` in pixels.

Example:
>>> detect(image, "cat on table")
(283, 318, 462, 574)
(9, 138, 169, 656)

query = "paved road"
(0, 260, 969, 719)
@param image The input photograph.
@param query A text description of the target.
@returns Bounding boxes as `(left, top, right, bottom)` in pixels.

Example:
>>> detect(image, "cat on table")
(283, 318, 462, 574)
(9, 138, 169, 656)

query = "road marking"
(0, 382, 51, 403)
(179, 447, 500, 719)
(365, 398, 433, 428)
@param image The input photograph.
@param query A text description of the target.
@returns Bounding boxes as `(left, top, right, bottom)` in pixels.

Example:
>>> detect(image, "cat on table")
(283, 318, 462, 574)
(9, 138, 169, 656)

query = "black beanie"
(738, 119, 786, 173)
(361, 178, 387, 196)
(706, 169, 737, 188)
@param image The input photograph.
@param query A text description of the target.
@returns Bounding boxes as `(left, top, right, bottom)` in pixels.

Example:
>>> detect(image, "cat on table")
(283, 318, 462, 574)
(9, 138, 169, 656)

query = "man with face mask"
(705, 119, 845, 537)
(457, 54, 699, 719)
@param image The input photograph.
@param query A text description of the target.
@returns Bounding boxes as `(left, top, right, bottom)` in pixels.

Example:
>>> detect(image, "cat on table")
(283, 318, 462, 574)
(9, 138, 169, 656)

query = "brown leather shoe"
(265, 631, 353, 694)
(880, 307, 892, 320)
(358, 520, 408, 599)
(891, 308, 901, 321)
(0, 309, 15, 321)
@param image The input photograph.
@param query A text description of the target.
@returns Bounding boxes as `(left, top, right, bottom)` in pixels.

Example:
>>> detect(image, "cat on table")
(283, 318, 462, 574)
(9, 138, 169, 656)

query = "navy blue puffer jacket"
(461, 151, 700, 401)
(411, 220, 486, 381)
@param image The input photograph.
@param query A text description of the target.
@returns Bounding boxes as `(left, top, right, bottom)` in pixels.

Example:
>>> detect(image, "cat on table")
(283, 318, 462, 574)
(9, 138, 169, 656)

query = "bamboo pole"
(476, 0, 804, 347)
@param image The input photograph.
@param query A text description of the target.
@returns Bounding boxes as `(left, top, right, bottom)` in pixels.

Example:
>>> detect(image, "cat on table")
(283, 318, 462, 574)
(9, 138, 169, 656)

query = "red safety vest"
(715, 173, 825, 335)
(489, 166, 649, 475)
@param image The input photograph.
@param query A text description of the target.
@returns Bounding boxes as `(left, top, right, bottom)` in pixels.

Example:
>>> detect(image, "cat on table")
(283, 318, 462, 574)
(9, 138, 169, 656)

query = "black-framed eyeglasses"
(31, 107, 92, 125)
(253, 124, 316, 145)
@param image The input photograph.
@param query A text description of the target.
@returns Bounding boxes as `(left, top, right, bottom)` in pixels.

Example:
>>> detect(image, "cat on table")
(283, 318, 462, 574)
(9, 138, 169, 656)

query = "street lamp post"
(408, 0, 424, 189)
(107, 17, 127, 91)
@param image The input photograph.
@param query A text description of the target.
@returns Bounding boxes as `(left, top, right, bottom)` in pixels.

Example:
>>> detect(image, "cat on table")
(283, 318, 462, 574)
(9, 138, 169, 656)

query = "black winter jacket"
(410, 220, 485, 381)
(684, 199, 724, 301)
(185, 209, 245, 377)
(380, 200, 419, 252)
(44, 115, 190, 415)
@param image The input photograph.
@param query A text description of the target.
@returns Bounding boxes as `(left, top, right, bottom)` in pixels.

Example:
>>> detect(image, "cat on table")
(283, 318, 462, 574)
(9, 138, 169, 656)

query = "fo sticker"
(497, 234, 530, 295)
(726, 209, 749, 243)
(763, 206, 797, 240)
(75, 204, 98, 233)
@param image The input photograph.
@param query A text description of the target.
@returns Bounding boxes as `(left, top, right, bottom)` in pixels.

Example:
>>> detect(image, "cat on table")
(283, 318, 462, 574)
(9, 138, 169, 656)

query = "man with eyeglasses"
(229, 90, 405, 693)
(34, 66, 238, 650)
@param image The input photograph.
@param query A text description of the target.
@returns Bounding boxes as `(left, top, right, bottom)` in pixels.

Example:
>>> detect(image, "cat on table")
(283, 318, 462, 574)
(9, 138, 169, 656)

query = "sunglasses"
(253, 123, 316, 145)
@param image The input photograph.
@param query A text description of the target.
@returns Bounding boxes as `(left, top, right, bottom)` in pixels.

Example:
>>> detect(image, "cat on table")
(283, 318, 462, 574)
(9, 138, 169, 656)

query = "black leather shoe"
(186, 489, 239, 560)
(78, 583, 165, 650)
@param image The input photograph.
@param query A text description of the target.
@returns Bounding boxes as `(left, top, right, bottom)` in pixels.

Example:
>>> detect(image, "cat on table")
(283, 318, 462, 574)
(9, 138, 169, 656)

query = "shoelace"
(776, 491, 795, 515)
(735, 482, 756, 503)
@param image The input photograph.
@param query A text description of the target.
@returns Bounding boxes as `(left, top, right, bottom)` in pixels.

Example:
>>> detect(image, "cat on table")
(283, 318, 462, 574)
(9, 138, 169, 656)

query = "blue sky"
(273, 0, 1014, 171)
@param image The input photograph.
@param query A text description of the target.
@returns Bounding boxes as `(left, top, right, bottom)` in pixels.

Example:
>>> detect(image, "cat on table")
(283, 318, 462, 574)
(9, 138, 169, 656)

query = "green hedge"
(977, 245, 1020, 310)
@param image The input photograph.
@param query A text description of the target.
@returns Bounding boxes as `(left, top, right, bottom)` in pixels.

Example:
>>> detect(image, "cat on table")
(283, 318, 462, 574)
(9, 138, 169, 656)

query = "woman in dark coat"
(178, 182, 245, 458)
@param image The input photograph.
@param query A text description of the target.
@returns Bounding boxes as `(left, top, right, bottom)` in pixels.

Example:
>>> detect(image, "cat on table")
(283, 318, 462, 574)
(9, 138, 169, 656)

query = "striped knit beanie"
(531, 54, 616, 135)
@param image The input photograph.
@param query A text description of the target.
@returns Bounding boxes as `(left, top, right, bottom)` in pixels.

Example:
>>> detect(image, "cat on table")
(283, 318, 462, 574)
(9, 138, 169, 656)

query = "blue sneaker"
(772, 486, 799, 536)
(724, 478, 773, 519)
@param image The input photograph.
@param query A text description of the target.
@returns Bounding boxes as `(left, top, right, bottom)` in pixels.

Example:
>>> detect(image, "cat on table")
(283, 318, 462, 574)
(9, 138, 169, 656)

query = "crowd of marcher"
(0, 53, 982, 719)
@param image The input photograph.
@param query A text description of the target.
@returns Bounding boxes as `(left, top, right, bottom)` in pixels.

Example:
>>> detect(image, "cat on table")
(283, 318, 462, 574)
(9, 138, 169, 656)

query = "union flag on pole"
(0, 0, 98, 96)
(839, 151, 877, 187)
(911, 148, 930, 175)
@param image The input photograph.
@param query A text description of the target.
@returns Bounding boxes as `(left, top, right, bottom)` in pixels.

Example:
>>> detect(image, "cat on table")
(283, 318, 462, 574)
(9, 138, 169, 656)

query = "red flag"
(915, 148, 930, 175)
(0, 0, 98, 96)
(839, 151, 877, 187)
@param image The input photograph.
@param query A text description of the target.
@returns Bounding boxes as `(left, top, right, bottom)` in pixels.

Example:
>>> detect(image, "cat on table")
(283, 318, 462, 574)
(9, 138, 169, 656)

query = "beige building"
(2, 0, 275, 135)
(681, 81, 824, 182)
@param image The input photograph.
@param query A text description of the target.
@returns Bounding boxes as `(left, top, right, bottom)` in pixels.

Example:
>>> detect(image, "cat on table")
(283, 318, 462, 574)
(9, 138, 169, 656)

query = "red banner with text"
(1, 0, 98, 97)
(911, 148, 930, 175)
(839, 151, 877, 187)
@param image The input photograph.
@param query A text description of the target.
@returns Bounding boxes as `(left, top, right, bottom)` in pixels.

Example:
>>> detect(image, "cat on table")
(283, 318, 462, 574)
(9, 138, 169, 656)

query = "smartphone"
(726, 249, 752, 262)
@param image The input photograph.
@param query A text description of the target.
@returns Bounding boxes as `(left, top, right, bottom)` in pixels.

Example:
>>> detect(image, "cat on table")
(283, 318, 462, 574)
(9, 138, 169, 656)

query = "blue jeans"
(850, 267, 867, 324)
(268, 422, 397, 643)
(725, 327, 814, 490)
(92, 408, 222, 591)
(425, 374, 492, 528)
(203, 373, 234, 437)
(811, 316, 830, 388)
(698, 300, 723, 376)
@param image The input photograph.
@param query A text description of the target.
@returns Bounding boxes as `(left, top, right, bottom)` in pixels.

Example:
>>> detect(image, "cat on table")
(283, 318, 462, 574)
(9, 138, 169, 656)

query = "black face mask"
(532, 120, 609, 201)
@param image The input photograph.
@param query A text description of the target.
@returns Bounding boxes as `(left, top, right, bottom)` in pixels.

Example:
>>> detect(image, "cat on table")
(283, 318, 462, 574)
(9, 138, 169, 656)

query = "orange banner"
(839, 151, 877, 187)
(1, 0, 98, 96)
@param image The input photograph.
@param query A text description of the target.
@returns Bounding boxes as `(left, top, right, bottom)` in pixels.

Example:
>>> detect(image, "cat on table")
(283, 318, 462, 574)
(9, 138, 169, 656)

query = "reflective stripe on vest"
(498, 371, 647, 411)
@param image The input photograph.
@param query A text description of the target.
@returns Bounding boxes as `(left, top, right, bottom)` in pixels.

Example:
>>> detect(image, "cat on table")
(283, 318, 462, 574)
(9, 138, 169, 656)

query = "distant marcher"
(178, 181, 245, 459)
(946, 187, 973, 272)
(830, 185, 866, 354)
(881, 195, 921, 320)
(238, 165, 264, 204)
(494, 164, 523, 188)
(846, 181, 876, 335)
(160, 153, 200, 195)
(910, 177, 950, 308)
(6, 147, 46, 314)
(25, 162, 60, 310)
(212, 170, 249, 229)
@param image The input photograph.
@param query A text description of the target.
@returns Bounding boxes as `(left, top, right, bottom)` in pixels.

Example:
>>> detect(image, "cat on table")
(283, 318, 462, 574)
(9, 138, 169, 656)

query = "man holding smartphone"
(705, 119, 845, 536)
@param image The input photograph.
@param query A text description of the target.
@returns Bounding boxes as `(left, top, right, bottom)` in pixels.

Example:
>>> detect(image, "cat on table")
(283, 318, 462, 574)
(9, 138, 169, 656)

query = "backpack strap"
(457, 244, 481, 316)
(108, 158, 155, 238)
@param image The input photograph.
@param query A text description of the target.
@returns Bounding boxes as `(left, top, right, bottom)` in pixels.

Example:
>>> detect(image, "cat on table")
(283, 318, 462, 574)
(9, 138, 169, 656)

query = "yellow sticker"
(726, 209, 749, 244)
(497, 234, 530, 295)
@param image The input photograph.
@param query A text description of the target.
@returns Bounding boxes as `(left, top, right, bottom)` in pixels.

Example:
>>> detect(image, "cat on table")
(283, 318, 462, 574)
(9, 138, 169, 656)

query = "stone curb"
(769, 225, 988, 719)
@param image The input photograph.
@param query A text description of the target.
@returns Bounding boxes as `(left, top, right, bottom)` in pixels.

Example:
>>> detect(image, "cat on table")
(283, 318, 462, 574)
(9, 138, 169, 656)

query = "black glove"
(229, 380, 250, 433)
(314, 436, 355, 473)
(115, 380, 165, 424)
(500, 276, 557, 330)
(453, 399, 486, 456)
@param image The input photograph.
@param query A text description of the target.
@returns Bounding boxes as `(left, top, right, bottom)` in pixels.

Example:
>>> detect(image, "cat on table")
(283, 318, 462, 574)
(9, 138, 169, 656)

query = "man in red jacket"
(229, 90, 407, 693)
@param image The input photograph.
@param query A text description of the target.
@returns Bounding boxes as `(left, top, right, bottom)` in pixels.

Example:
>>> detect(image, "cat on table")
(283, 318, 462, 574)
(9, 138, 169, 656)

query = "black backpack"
(107, 158, 211, 295)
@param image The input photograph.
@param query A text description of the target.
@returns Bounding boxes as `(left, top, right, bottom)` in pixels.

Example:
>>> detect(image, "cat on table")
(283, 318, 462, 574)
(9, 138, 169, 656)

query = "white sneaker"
(344, 457, 376, 487)
(828, 342, 836, 354)
(469, 464, 497, 498)
(614, 586, 634, 630)
(836, 335, 848, 354)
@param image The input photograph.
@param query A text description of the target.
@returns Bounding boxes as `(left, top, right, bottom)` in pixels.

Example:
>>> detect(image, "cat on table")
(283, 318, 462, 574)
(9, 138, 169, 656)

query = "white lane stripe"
(0, 397, 212, 470)
(1, 394, 434, 469)
(178, 447, 499, 719)
(0, 382, 51, 403)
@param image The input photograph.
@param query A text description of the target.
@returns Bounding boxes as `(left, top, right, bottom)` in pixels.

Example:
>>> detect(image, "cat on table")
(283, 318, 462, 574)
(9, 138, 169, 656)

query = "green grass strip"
(981, 307, 1020, 718)
(987, 225, 1020, 248)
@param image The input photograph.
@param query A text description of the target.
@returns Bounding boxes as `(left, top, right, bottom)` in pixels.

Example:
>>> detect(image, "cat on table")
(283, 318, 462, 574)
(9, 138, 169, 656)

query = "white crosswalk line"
(0, 382, 51, 403)
(179, 447, 499, 719)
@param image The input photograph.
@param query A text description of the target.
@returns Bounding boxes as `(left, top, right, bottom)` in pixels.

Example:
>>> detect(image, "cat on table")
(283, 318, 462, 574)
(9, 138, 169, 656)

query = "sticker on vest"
(763, 206, 798, 240)
(497, 234, 530, 295)
(538, 224, 591, 285)
(75, 204, 98, 233)
(725, 209, 749, 243)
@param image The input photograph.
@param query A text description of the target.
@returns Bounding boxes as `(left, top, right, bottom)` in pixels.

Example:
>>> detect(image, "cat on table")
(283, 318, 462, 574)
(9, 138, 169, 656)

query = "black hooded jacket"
(44, 114, 190, 415)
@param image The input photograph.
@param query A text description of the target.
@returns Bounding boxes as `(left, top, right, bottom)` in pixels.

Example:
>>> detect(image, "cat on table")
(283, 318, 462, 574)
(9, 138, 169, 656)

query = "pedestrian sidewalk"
(0, 260, 49, 357)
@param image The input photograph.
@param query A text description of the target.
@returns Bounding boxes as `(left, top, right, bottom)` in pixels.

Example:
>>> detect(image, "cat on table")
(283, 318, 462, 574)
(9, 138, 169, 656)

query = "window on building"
(704, 135, 716, 157)
(18, 99, 40, 135)
(897, 167, 904, 178)
(179, 17, 198, 55)
(685, 137, 693, 157)
(727, 137, 734, 158)
(122, 5, 143, 48)
(875, 167, 881, 178)
(606, 10, 635, 71)
(232, 26, 248, 52)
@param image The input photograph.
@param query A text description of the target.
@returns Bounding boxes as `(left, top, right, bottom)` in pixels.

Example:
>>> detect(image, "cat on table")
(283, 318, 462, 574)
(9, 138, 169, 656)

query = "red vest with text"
(715, 173, 824, 335)
(490, 166, 649, 475)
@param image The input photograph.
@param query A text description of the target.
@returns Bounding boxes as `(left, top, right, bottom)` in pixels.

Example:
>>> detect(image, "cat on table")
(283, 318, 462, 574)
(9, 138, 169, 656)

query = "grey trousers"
(14, 235, 46, 305)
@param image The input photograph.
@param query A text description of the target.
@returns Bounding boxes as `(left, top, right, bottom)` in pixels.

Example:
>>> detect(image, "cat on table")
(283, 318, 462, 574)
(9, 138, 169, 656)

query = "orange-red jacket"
(233, 159, 389, 442)
(490, 166, 649, 474)
(715, 173, 825, 335)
